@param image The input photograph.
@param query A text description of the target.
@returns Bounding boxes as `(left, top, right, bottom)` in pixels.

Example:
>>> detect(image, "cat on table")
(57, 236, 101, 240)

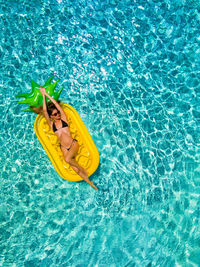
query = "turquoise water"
(1, 0, 200, 266)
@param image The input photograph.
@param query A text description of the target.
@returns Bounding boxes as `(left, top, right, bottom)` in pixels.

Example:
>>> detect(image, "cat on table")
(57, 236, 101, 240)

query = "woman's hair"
(30, 100, 60, 115)
(47, 102, 57, 116)
(30, 106, 43, 114)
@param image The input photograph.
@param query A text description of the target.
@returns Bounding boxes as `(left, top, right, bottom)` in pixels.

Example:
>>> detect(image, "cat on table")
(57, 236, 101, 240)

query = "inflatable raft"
(34, 103, 99, 181)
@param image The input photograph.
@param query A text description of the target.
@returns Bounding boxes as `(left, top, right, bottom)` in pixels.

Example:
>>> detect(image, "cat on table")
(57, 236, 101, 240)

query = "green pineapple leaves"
(17, 76, 64, 112)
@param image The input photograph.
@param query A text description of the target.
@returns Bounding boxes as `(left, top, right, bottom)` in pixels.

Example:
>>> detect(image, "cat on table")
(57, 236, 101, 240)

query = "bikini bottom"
(61, 139, 77, 151)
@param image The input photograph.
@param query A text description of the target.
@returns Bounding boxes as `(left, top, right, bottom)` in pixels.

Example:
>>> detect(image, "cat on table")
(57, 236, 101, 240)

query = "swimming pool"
(1, 0, 200, 266)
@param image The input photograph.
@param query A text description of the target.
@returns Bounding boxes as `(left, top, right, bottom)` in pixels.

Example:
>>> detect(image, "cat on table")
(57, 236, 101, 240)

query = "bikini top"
(53, 120, 68, 132)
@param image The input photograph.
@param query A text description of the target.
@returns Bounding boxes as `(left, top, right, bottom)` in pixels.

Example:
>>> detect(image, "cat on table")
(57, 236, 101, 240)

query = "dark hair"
(30, 101, 61, 115)
(47, 102, 57, 116)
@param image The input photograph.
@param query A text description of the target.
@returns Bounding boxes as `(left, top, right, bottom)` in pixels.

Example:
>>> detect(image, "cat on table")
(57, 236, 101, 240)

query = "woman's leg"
(62, 142, 98, 190)
(70, 163, 98, 190)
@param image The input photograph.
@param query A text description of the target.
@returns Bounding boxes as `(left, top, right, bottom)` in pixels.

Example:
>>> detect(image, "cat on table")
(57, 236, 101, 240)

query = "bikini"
(53, 119, 68, 132)
(52, 120, 77, 151)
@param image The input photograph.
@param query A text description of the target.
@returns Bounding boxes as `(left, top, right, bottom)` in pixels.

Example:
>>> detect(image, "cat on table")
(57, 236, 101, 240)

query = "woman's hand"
(40, 86, 46, 96)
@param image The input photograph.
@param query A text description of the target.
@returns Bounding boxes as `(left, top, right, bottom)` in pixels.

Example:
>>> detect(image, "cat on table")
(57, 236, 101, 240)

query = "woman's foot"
(89, 181, 98, 191)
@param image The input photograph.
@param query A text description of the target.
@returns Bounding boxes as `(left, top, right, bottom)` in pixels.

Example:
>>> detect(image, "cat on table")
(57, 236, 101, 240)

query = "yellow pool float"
(34, 103, 100, 181)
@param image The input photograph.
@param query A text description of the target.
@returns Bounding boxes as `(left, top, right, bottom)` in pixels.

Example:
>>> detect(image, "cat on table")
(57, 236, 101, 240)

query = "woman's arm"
(40, 87, 52, 127)
(40, 87, 67, 121)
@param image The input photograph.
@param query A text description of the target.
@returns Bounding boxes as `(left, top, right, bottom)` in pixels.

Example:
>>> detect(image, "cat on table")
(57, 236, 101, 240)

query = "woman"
(40, 86, 98, 190)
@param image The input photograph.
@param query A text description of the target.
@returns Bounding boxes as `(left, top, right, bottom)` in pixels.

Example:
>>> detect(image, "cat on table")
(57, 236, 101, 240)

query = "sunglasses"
(52, 111, 60, 116)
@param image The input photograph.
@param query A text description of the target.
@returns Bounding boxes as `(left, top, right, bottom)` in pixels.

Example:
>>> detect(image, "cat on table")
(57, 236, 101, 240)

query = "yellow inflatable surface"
(34, 103, 100, 181)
